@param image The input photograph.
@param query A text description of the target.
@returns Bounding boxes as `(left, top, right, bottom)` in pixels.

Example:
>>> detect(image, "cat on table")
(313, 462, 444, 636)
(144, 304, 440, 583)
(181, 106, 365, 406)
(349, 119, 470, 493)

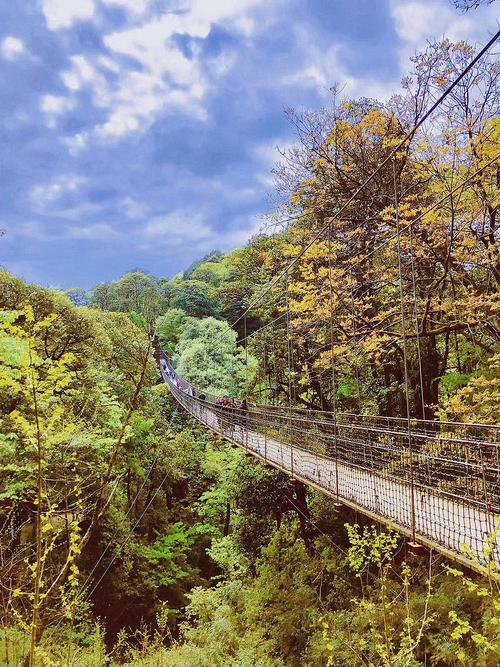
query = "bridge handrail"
(158, 353, 499, 439)
(159, 352, 499, 514)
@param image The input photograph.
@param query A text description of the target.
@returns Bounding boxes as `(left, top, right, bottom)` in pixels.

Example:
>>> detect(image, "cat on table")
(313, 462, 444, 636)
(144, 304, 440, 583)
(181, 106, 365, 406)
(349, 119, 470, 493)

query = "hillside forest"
(0, 38, 499, 665)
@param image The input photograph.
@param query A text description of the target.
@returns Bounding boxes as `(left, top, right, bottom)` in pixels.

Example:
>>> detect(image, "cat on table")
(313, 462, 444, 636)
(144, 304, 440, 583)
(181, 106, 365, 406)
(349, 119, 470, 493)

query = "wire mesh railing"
(158, 352, 499, 570)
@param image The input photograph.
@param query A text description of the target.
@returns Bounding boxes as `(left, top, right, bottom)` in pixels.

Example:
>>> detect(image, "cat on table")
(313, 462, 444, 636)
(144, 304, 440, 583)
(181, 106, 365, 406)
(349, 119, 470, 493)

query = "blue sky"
(1, 0, 498, 289)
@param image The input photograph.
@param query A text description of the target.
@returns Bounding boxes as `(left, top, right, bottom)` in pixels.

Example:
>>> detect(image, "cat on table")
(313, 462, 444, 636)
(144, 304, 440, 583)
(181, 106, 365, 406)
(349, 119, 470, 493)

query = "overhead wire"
(49, 402, 180, 631)
(82, 470, 170, 603)
(236, 152, 499, 364)
(77, 403, 181, 604)
(241, 151, 498, 349)
(77, 452, 162, 597)
(220, 29, 499, 335)
(54, 35, 500, 626)
(393, 157, 417, 542)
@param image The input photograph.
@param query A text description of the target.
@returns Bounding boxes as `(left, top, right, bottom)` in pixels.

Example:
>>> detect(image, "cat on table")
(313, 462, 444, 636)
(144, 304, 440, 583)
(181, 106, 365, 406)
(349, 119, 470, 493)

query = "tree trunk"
(420, 335, 440, 420)
(223, 503, 231, 536)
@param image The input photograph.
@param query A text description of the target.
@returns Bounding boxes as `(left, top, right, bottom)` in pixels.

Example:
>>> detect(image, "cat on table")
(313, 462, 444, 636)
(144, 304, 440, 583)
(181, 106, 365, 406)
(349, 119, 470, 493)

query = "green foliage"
(190, 262, 226, 286)
(183, 250, 224, 281)
(91, 270, 168, 322)
(170, 280, 219, 318)
(439, 370, 472, 394)
(142, 522, 210, 587)
(345, 523, 399, 574)
(439, 353, 500, 424)
(130, 310, 149, 332)
(156, 308, 190, 352)
(174, 317, 255, 396)
(2, 44, 500, 661)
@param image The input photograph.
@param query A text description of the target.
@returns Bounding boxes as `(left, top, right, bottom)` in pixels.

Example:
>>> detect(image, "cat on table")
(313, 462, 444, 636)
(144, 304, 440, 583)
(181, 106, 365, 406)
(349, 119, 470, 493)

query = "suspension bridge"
(159, 353, 499, 574)
(152, 32, 500, 575)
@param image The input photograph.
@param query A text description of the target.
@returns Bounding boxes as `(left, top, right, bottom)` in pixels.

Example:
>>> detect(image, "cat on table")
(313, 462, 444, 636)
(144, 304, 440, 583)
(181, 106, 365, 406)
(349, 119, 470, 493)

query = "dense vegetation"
(1, 37, 499, 665)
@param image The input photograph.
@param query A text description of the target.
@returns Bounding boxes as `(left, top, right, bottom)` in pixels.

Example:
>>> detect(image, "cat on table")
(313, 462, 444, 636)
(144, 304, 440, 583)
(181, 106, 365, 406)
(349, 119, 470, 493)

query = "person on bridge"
(215, 397, 222, 426)
(238, 397, 248, 427)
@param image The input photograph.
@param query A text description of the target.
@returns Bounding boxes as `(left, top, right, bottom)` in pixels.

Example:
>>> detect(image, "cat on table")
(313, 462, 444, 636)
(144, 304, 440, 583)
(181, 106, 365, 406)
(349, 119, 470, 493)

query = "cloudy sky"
(1, 0, 498, 289)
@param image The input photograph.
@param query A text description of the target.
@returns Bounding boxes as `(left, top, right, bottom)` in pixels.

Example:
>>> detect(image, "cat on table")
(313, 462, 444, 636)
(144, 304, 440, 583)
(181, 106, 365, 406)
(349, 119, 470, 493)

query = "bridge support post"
(407, 541, 429, 558)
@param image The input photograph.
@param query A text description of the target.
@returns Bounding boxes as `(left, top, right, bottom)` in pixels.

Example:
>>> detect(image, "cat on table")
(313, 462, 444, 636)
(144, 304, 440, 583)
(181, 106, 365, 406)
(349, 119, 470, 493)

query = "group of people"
(214, 396, 248, 429)
(175, 377, 205, 401)
(215, 396, 247, 412)
(159, 353, 248, 427)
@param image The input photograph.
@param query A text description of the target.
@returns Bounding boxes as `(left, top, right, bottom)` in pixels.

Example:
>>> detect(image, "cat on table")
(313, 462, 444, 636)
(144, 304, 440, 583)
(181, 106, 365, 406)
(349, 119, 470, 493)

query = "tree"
(90, 281, 120, 311)
(0, 270, 155, 663)
(90, 271, 168, 323)
(183, 250, 223, 281)
(450, 0, 494, 11)
(155, 308, 190, 353)
(255, 39, 499, 419)
(174, 317, 255, 396)
(170, 281, 219, 319)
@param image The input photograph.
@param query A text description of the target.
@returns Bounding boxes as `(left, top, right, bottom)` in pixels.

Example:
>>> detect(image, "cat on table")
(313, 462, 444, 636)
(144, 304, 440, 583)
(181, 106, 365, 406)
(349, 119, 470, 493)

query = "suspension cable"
(77, 450, 162, 598)
(235, 310, 289, 345)
(393, 157, 417, 542)
(82, 470, 170, 605)
(408, 222, 427, 421)
(327, 220, 340, 500)
(219, 30, 499, 335)
(285, 248, 295, 476)
(240, 153, 499, 357)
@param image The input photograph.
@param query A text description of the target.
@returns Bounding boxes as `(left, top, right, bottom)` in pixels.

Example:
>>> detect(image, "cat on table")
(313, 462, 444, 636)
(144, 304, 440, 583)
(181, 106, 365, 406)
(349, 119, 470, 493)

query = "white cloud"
(220, 214, 264, 249)
(61, 55, 109, 104)
(390, 0, 499, 71)
(41, 94, 73, 115)
(143, 207, 264, 254)
(41, 0, 95, 30)
(60, 0, 266, 149)
(40, 94, 74, 127)
(62, 131, 90, 154)
(391, 1, 470, 45)
(14, 221, 51, 241)
(30, 175, 86, 210)
(253, 138, 295, 165)
(145, 210, 213, 245)
(283, 64, 331, 90)
(252, 138, 294, 190)
(57, 202, 104, 221)
(282, 29, 398, 102)
(65, 223, 120, 240)
(256, 171, 275, 189)
(98, 55, 121, 73)
(1, 36, 27, 60)
(13, 219, 119, 242)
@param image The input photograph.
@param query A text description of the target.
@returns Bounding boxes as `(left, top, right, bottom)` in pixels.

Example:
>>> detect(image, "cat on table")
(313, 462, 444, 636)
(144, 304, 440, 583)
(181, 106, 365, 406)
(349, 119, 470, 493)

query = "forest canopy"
(1, 34, 499, 666)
